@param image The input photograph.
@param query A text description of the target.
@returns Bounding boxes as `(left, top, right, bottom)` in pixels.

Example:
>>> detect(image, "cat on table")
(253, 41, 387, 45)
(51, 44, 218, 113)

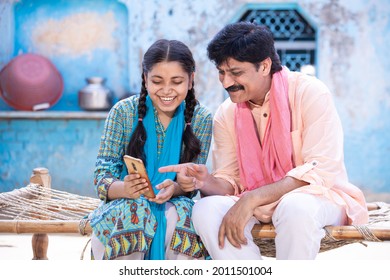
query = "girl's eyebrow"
(150, 75, 185, 79)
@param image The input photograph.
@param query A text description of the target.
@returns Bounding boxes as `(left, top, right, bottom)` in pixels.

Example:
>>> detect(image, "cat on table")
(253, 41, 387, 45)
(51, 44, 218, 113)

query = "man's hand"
(159, 163, 209, 192)
(218, 193, 256, 249)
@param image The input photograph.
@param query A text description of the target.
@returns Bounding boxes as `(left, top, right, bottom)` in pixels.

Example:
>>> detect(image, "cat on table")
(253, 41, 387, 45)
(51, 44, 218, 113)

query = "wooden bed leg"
(30, 167, 51, 260)
(32, 234, 49, 260)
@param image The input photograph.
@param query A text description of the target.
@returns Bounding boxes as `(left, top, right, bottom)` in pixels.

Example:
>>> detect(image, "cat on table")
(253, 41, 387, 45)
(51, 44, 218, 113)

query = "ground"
(0, 233, 389, 260)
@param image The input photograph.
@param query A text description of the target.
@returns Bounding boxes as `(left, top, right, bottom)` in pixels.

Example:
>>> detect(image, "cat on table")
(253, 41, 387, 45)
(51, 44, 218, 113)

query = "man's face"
(217, 58, 269, 105)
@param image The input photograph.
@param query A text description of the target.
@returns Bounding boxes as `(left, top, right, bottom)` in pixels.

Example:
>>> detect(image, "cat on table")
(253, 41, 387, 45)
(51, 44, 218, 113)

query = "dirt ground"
(0, 232, 389, 260)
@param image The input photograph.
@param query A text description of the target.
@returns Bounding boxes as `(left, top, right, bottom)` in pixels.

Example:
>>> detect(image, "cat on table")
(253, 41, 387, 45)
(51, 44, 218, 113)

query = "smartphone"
(123, 155, 156, 198)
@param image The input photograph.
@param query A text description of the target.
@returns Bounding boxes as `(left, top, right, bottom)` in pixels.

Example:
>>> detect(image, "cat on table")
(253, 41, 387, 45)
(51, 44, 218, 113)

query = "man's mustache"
(225, 84, 244, 92)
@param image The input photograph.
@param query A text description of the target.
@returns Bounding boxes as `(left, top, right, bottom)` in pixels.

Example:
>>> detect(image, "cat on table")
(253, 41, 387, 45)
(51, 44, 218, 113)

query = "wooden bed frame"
(1, 167, 389, 259)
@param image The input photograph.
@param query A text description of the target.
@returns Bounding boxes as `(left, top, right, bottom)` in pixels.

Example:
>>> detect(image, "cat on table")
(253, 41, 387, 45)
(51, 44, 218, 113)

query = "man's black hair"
(207, 22, 282, 74)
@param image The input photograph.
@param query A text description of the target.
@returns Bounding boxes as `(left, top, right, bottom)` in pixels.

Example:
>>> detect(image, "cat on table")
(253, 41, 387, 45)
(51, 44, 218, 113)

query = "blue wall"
(0, 0, 128, 196)
(1, 0, 389, 198)
(0, 114, 106, 197)
(1, 0, 129, 111)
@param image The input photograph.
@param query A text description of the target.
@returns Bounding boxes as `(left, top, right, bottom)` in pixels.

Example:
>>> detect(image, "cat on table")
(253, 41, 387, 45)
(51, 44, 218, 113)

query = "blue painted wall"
(0, 115, 105, 197)
(0, 0, 389, 199)
(1, 0, 129, 111)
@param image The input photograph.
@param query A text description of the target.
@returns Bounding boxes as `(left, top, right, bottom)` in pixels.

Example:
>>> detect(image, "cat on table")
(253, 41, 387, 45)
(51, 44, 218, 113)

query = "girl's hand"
(148, 179, 175, 204)
(123, 173, 150, 199)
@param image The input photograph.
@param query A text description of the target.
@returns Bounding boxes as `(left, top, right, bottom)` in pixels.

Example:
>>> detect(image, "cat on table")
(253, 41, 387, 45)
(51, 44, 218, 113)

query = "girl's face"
(145, 61, 193, 120)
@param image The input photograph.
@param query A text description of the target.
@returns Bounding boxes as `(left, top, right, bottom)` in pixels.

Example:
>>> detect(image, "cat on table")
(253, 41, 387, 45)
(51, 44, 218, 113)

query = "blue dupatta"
(140, 96, 184, 259)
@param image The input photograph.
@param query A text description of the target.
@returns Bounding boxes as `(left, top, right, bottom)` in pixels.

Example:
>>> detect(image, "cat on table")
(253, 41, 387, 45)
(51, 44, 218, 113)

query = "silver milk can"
(78, 77, 113, 110)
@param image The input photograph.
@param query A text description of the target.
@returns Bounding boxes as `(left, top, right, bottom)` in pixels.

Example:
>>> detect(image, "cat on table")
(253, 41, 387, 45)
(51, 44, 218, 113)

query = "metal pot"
(78, 77, 113, 111)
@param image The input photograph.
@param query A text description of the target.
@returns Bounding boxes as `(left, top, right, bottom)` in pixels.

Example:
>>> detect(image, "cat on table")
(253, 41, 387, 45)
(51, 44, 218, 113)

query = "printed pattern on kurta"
(89, 196, 205, 259)
(169, 197, 204, 257)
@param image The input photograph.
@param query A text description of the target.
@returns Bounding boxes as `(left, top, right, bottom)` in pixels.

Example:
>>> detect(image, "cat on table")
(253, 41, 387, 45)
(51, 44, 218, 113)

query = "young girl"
(87, 39, 212, 260)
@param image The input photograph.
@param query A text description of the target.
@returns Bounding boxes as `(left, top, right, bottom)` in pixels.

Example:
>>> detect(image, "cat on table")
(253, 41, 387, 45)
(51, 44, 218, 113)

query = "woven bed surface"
(0, 184, 100, 220)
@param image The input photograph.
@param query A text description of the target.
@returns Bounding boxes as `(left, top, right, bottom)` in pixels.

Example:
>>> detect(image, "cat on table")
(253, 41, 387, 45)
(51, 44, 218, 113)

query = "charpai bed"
(1, 167, 389, 259)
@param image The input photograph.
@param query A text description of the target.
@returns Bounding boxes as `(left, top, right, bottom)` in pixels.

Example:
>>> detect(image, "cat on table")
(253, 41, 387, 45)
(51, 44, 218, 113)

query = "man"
(159, 22, 368, 259)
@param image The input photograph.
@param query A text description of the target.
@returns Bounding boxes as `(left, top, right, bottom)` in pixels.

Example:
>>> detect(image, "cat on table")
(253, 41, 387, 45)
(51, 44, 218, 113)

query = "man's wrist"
(243, 189, 262, 210)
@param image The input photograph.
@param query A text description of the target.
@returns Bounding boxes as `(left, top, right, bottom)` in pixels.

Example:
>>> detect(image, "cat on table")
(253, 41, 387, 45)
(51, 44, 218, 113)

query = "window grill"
(239, 9, 316, 72)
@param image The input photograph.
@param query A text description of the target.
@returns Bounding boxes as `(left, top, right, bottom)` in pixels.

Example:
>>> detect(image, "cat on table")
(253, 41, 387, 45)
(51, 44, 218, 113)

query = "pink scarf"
(235, 67, 293, 191)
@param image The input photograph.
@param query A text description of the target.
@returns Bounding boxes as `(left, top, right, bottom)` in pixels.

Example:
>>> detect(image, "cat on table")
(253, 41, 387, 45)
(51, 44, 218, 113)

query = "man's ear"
(261, 57, 272, 76)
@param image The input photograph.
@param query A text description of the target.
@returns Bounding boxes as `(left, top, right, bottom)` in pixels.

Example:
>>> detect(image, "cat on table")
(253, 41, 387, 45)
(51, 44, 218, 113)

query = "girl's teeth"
(161, 97, 174, 101)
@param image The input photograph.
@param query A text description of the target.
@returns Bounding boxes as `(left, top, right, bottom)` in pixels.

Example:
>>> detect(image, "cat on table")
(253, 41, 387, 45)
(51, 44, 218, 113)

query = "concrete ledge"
(0, 111, 108, 120)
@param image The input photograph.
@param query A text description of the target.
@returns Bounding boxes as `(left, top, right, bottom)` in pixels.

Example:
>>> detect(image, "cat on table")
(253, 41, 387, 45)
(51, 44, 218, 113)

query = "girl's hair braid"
(126, 73, 148, 164)
(181, 83, 201, 163)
